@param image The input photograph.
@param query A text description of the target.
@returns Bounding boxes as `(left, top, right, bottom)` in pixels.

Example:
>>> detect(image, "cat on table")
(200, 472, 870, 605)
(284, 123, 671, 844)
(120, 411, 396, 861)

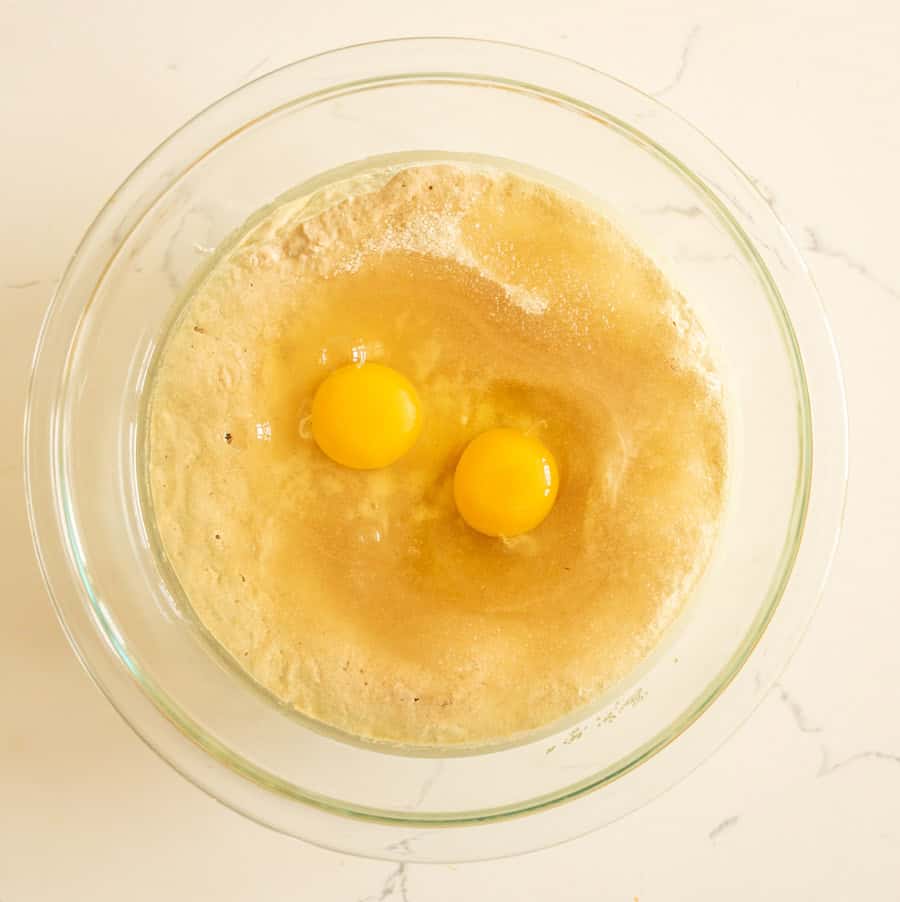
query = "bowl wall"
(26, 38, 846, 861)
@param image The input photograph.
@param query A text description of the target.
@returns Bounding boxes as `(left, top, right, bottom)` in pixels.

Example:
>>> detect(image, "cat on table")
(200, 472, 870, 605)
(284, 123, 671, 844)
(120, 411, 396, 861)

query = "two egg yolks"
(311, 363, 559, 537)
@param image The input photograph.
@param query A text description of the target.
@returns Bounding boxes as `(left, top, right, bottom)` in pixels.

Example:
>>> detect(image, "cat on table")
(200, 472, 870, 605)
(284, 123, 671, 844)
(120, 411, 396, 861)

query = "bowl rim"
(24, 36, 848, 859)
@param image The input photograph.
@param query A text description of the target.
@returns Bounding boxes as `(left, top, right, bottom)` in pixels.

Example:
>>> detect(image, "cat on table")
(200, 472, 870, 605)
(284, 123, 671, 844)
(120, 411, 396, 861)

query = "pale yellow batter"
(147, 161, 726, 746)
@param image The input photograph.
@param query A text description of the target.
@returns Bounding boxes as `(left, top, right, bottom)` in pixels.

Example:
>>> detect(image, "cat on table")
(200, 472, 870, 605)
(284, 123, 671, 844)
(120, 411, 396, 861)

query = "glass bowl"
(25, 38, 847, 862)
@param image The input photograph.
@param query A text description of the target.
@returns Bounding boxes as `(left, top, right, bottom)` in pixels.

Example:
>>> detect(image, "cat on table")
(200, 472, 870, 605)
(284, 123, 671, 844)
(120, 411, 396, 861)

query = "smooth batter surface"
(148, 161, 727, 746)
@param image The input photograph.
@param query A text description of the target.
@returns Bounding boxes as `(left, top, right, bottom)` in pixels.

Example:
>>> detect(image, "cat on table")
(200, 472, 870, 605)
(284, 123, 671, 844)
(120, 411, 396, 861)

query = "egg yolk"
(311, 362, 422, 469)
(453, 428, 559, 537)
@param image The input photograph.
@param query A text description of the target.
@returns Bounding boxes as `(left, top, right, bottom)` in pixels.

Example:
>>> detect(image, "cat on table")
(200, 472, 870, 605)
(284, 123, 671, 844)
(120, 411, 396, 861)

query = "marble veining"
(240, 55, 273, 81)
(799, 226, 900, 303)
(5, 6, 897, 899)
(818, 749, 900, 778)
(773, 682, 823, 735)
(4, 279, 46, 290)
(708, 815, 740, 841)
(409, 762, 445, 810)
(359, 863, 410, 902)
(747, 175, 900, 303)
(652, 24, 702, 97)
(384, 833, 428, 858)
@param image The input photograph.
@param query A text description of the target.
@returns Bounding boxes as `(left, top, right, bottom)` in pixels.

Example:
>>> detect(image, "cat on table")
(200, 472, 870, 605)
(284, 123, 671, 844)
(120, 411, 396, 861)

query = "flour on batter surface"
(148, 161, 727, 746)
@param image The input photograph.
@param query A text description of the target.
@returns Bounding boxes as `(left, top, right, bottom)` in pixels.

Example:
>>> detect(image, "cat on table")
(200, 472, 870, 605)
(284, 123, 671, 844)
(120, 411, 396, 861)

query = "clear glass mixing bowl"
(25, 38, 847, 861)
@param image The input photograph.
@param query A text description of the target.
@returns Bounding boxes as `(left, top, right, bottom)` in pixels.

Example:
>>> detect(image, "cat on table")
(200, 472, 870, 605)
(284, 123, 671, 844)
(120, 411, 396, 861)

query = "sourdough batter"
(147, 162, 727, 746)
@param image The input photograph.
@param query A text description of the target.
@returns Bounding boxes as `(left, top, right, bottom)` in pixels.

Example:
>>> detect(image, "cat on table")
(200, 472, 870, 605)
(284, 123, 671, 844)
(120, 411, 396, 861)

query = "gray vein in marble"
(741, 168, 899, 302)
(678, 251, 737, 264)
(773, 682, 822, 734)
(359, 864, 409, 902)
(704, 174, 792, 270)
(241, 56, 272, 82)
(384, 833, 427, 857)
(709, 815, 739, 841)
(749, 176, 777, 206)
(4, 279, 45, 290)
(818, 749, 900, 778)
(801, 226, 900, 302)
(410, 762, 444, 810)
(640, 203, 703, 218)
(653, 25, 701, 98)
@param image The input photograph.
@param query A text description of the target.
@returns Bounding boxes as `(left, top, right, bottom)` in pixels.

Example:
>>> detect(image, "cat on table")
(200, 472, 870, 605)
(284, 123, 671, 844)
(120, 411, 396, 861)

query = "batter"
(147, 161, 727, 746)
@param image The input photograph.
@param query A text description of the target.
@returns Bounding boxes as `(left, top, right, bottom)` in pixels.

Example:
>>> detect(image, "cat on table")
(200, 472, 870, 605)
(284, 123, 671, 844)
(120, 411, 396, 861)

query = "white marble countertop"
(2, 1, 898, 898)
